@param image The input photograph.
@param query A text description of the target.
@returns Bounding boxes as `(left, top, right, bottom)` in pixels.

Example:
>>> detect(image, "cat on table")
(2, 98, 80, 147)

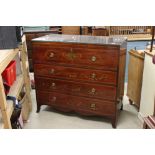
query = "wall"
(139, 53, 155, 120)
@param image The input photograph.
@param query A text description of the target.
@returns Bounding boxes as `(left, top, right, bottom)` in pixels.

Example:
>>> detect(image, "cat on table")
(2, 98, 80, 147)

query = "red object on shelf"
(2, 60, 16, 86)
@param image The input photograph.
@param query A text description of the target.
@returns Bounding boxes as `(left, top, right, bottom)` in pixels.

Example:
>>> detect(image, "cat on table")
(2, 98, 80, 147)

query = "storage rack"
(0, 35, 32, 129)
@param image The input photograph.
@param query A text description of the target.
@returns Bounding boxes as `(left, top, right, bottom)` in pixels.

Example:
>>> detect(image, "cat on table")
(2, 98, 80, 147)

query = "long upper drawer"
(35, 77, 117, 101)
(36, 91, 116, 116)
(34, 64, 117, 85)
(32, 44, 119, 70)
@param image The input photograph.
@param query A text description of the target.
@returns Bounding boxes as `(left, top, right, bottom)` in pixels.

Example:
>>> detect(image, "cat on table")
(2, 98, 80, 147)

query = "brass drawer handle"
(49, 69, 55, 74)
(91, 88, 96, 94)
(50, 82, 56, 89)
(91, 73, 96, 79)
(91, 56, 96, 62)
(51, 82, 56, 87)
(88, 88, 96, 95)
(49, 52, 54, 58)
(90, 103, 96, 110)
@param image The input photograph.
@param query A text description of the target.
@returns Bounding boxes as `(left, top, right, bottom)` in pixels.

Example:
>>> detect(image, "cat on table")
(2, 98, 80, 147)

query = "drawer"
(35, 77, 117, 101)
(34, 64, 117, 85)
(32, 45, 119, 70)
(36, 91, 115, 116)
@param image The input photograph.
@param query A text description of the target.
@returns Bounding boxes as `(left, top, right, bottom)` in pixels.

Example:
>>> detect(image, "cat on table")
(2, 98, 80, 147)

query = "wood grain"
(36, 91, 116, 116)
(32, 43, 119, 71)
(127, 49, 144, 109)
(34, 64, 117, 85)
(35, 77, 117, 101)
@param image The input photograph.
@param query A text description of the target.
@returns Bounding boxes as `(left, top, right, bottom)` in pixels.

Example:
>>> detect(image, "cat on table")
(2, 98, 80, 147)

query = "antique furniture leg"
(111, 116, 116, 128)
(120, 96, 123, 101)
(112, 121, 116, 128)
(129, 99, 133, 105)
(36, 104, 41, 113)
(120, 96, 123, 110)
(120, 103, 123, 110)
(143, 121, 147, 129)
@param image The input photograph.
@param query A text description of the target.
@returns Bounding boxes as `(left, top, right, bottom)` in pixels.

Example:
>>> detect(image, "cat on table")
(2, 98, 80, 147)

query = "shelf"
(0, 49, 19, 74)
(0, 114, 3, 129)
(0, 101, 13, 129)
(8, 74, 24, 98)
(0, 100, 14, 129)
(0, 74, 24, 129)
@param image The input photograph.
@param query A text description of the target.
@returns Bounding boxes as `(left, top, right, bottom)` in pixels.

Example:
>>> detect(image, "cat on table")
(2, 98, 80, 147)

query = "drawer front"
(32, 45, 119, 70)
(34, 64, 117, 85)
(35, 77, 117, 101)
(36, 91, 115, 116)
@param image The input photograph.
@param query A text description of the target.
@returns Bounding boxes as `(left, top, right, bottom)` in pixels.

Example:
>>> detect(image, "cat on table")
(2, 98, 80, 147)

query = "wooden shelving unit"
(0, 35, 32, 129)
(0, 75, 24, 129)
(127, 50, 144, 110)
(19, 35, 32, 119)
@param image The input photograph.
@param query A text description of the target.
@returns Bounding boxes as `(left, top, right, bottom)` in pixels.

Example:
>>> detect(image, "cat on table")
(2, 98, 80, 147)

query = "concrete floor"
(24, 83, 143, 129)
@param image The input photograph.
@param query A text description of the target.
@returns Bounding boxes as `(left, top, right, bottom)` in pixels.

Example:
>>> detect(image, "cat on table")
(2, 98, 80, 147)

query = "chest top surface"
(32, 34, 127, 48)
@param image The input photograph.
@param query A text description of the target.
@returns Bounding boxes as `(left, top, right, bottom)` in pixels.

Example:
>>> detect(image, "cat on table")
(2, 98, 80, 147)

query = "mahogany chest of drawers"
(32, 34, 127, 128)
